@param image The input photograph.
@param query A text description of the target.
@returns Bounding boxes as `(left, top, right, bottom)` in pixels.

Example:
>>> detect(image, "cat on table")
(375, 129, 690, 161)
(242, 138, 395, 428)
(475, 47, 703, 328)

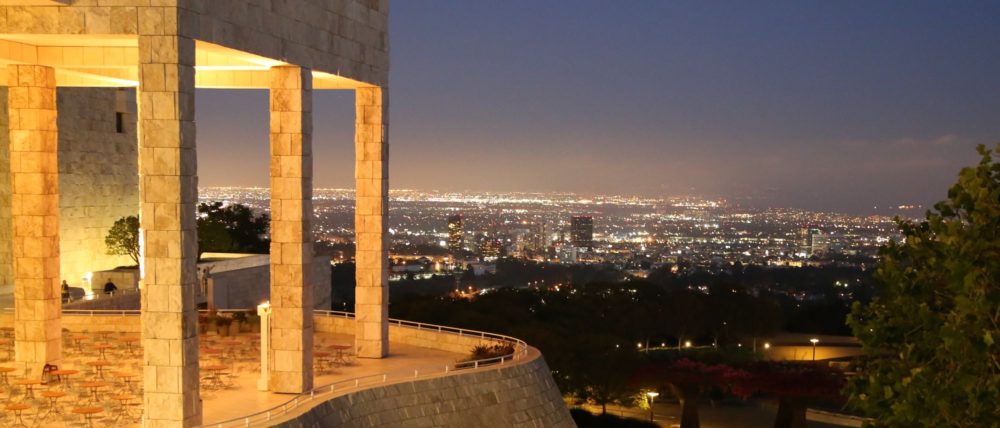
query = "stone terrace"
(0, 318, 464, 427)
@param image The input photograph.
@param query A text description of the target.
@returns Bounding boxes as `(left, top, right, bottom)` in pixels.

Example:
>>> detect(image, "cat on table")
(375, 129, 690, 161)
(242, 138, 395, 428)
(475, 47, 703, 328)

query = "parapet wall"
(314, 314, 501, 355)
(276, 347, 574, 428)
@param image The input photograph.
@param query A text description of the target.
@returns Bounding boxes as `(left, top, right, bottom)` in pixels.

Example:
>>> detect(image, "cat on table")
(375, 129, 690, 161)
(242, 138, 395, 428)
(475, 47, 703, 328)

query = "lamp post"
(810, 338, 819, 361)
(646, 391, 659, 422)
(257, 301, 272, 391)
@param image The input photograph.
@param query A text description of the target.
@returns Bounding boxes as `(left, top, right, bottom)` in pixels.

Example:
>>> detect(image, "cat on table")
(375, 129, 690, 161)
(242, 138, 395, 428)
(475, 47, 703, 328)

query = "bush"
(465, 342, 516, 361)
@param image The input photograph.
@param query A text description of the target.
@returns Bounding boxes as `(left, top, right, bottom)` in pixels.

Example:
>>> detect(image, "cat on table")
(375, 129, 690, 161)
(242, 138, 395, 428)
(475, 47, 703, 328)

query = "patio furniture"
(40, 390, 66, 418)
(14, 379, 41, 400)
(5, 403, 31, 428)
(112, 371, 138, 393)
(110, 394, 136, 422)
(202, 364, 229, 390)
(78, 381, 108, 404)
(93, 343, 115, 360)
(72, 406, 104, 428)
(0, 366, 15, 385)
(86, 360, 112, 379)
(50, 369, 80, 387)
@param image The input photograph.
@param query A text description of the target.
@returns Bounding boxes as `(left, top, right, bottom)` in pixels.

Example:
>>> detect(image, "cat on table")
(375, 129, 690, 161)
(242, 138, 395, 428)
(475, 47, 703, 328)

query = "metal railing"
(199, 311, 529, 428)
(1, 306, 530, 427)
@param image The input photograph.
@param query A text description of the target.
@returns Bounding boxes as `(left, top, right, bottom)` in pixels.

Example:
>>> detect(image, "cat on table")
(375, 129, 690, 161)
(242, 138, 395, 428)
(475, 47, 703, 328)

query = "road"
(578, 401, 845, 428)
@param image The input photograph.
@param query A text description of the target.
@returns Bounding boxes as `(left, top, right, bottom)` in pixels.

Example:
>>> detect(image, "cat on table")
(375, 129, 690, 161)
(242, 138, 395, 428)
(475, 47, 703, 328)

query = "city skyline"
(196, 1, 1000, 214)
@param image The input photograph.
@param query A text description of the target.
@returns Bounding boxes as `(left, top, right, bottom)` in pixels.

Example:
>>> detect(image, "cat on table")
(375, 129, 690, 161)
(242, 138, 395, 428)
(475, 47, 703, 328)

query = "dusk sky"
(196, 1, 1000, 214)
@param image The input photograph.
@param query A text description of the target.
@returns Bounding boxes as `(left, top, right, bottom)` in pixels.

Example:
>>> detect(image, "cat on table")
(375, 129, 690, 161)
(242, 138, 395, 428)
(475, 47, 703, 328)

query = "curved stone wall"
(275, 347, 574, 428)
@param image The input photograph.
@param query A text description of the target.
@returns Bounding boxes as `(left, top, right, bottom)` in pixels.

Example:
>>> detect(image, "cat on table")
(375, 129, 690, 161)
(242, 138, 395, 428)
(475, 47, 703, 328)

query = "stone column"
(137, 33, 201, 427)
(8, 64, 61, 375)
(355, 87, 389, 358)
(268, 65, 314, 393)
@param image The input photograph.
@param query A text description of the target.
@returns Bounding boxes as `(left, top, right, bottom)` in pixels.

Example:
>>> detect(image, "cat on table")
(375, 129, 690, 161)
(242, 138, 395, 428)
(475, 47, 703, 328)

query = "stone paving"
(0, 329, 461, 427)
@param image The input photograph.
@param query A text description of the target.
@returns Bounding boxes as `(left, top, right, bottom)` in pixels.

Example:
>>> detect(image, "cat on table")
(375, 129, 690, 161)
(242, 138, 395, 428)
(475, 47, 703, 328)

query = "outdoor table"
(78, 381, 108, 403)
(40, 390, 66, 416)
(72, 406, 104, 428)
(5, 403, 31, 428)
(0, 366, 16, 384)
(119, 336, 141, 355)
(110, 394, 135, 421)
(0, 326, 13, 338)
(15, 378, 42, 399)
(314, 351, 334, 372)
(202, 364, 229, 390)
(86, 360, 112, 379)
(96, 330, 115, 341)
(93, 343, 115, 359)
(50, 369, 80, 387)
(69, 334, 89, 351)
(329, 344, 352, 365)
(112, 371, 138, 392)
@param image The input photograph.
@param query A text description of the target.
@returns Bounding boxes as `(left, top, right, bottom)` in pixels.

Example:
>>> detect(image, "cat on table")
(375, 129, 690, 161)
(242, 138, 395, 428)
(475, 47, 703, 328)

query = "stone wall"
(207, 256, 331, 310)
(276, 347, 574, 428)
(56, 87, 139, 287)
(0, 87, 138, 289)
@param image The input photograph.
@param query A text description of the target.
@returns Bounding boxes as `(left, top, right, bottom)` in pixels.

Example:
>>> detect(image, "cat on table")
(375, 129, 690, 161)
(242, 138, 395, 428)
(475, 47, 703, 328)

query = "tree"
(729, 362, 844, 428)
(635, 358, 746, 428)
(197, 202, 269, 259)
(105, 215, 140, 266)
(847, 145, 1000, 427)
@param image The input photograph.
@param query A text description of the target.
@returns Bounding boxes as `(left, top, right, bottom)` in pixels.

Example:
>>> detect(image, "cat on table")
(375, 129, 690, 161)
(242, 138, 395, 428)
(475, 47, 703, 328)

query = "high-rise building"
(570, 215, 594, 249)
(800, 225, 828, 257)
(447, 214, 463, 254)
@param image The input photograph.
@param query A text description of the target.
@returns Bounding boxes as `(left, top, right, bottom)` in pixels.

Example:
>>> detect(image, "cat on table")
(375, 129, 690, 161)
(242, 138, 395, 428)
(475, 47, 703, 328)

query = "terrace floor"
(0, 329, 463, 427)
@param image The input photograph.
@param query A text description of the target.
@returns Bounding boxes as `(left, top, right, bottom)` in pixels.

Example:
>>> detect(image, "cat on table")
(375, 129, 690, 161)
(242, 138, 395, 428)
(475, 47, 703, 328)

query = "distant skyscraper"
(448, 214, 463, 254)
(570, 215, 594, 249)
(800, 225, 828, 257)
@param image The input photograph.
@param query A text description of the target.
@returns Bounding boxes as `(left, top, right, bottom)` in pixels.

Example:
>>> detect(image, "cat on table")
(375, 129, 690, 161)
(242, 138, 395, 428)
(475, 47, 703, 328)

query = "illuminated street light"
(764, 342, 771, 350)
(810, 338, 819, 361)
(684, 340, 692, 348)
(646, 391, 659, 422)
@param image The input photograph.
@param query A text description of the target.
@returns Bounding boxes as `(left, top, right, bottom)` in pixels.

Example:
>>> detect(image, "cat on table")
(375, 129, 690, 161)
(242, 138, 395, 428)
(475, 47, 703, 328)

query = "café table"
(69, 334, 89, 352)
(329, 344, 352, 365)
(15, 378, 42, 399)
(78, 381, 108, 403)
(86, 360, 112, 379)
(0, 366, 16, 384)
(72, 406, 104, 428)
(40, 390, 66, 416)
(113, 371, 138, 392)
(50, 369, 80, 387)
(5, 403, 31, 428)
(110, 394, 136, 421)
(202, 364, 229, 390)
(93, 343, 115, 359)
(119, 336, 141, 355)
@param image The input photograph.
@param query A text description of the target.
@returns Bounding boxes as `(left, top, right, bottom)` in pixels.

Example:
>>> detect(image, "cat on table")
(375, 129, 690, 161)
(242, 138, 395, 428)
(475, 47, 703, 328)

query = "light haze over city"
(197, 0, 1000, 214)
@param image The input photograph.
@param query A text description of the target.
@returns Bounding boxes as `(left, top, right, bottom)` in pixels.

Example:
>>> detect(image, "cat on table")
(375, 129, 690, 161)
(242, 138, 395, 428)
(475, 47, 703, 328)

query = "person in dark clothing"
(103, 280, 118, 295)
(61, 280, 70, 301)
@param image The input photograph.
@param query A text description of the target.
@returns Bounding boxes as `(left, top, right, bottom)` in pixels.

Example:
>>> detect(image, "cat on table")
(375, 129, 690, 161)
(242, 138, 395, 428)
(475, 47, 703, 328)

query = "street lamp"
(646, 391, 659, 422)
(810, 338, 819, 361)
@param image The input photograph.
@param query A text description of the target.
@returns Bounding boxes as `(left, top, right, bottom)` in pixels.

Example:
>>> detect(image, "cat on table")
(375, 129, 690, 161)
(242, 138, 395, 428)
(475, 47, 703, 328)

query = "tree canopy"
(197, 202, 269, 259)
(847, 145, 1000, 427)
(105, 215, 140, 266)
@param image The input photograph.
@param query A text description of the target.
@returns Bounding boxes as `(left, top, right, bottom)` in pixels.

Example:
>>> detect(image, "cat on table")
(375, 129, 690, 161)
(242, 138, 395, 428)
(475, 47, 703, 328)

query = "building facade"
(0, 1, 390, 426)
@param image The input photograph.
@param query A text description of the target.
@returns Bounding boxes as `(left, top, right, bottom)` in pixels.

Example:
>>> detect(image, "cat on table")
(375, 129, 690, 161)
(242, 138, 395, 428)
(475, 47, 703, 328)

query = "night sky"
(196, 1, 1000, 214)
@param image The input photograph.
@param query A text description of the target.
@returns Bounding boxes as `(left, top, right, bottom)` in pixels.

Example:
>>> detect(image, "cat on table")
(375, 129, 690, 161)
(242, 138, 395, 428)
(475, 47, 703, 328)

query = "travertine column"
(137, 33, 201, 427)
(355, 87, 389, 358)
(8, 65, 61, 374)
(268, 65, 314, 393)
